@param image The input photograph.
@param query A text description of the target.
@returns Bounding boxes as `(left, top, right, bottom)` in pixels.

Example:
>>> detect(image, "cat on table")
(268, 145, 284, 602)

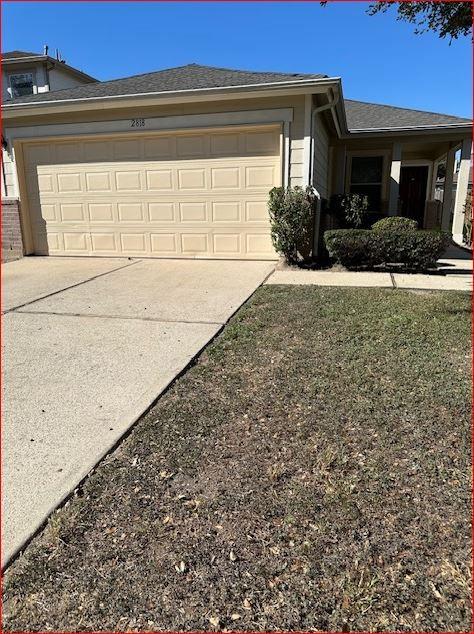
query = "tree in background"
(367, 1, 471, 40)
(322, 2, 472, 40)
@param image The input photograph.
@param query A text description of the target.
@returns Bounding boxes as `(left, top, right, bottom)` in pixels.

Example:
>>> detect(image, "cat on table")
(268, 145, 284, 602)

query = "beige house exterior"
(1, 61, 471, 260)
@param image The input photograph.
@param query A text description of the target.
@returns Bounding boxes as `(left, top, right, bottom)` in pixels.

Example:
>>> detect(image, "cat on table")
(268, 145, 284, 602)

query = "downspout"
(310, 90, 340, 258)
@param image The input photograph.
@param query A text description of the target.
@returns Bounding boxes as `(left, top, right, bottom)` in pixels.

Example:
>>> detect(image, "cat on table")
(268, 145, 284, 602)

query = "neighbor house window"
(9, 73, 34, 98)
(349, 156, 384, 211)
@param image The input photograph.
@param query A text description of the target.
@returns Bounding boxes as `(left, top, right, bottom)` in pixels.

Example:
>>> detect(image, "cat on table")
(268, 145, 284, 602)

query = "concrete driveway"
(2, 256, 274, 565)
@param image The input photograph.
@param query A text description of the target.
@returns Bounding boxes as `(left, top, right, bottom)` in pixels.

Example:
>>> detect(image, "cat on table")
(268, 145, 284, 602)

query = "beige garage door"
(23, 125, 281, 259)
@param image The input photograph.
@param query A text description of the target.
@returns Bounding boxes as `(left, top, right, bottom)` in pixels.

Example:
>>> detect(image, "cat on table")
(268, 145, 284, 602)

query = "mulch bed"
(3, 287, 471, 631)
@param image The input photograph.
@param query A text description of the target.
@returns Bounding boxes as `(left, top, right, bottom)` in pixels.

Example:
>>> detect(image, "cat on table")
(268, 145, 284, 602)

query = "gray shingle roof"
(2, 50, 41, 60)
(5, 63, 326, 104)
(3, 62, 470, 132)
(345, 99, 470, 131)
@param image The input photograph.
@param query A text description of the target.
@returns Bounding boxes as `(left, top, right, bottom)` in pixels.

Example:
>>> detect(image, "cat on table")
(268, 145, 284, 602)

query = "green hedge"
(324, 230, 380, 268)
(324, 228, 450, 270)
(372, 216, 418, 233)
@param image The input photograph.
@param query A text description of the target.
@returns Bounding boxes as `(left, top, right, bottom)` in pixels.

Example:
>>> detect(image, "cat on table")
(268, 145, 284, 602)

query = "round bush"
(372, 216, 418, 233)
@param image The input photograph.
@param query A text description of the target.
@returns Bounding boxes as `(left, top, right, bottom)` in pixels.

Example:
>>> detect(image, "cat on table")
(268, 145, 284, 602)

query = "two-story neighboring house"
(1, 48, 96, 259)
(2, 48, 96, 102)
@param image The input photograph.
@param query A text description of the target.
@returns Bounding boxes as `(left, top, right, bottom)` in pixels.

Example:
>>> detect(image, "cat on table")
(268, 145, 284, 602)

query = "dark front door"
(399, 165, 429, 227)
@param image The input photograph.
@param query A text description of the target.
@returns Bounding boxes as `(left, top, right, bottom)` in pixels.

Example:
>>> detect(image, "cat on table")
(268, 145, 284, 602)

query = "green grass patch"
(3, 287, 471, 631)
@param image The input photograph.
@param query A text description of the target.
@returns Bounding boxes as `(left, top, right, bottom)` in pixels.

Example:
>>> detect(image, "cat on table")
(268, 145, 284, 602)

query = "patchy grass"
(3, 287, 471, 632)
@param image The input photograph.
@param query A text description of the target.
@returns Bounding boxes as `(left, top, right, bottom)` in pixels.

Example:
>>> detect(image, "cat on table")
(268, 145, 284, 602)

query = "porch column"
(452, 137, 472, 243)
(441, 146, 457, 231)
(388, 142, 402, 216)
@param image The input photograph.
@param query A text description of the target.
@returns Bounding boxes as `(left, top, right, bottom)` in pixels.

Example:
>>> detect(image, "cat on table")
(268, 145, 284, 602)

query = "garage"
(21, 124, 281, 259)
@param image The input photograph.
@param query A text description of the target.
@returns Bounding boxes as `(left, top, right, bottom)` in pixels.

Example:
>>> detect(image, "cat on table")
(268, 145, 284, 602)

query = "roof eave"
(2, 54, 47, 63)
(2, 76, 341, 115)
(344, 123, 472, 138)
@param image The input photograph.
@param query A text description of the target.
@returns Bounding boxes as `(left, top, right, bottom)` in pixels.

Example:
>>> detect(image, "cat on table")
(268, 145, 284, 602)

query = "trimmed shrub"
(324, 229, 381, 268)
(372, 216, 418, 233)
(324, 228, 450, 270)
(268, 186, 316, 263)
(381, 230, 450, 269)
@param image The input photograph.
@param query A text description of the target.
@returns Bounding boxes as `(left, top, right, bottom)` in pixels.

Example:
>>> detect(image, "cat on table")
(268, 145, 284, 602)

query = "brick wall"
(2, 198, 24, 261)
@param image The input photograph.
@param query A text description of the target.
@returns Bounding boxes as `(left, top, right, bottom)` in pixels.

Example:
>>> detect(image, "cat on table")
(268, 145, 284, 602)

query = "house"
(1, 62, 471, 261)
(2, 48, 96, 101)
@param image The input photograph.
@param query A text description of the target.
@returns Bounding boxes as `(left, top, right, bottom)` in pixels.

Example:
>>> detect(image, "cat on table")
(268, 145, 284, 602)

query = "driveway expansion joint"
(3, 258, 142, 314)
(14, 309, 224, 326)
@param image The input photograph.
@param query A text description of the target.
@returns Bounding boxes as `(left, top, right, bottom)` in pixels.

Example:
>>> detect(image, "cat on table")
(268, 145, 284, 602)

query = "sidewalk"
(265, 246, 472, 292)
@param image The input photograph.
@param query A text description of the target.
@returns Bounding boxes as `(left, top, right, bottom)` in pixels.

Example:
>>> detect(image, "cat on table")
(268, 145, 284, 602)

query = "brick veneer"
(2, 198, 24, 261)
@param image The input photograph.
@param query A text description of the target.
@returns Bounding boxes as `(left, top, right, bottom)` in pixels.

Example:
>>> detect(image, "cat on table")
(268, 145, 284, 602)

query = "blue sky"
(2, 1, 471, 117)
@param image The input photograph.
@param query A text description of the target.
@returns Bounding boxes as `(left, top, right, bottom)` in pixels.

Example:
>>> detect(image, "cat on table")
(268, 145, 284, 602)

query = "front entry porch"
(333, 133, 472, 243)
(391, 137, 471, 241)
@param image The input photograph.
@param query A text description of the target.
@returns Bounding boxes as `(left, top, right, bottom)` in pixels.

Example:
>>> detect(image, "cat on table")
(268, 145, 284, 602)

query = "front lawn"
(3, 287, 471, 631)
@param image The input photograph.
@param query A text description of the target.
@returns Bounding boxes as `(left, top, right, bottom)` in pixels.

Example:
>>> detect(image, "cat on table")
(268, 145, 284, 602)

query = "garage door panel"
(148, 202, 175, 222)
(212, 201, 241, 222)
(181, 233, 209, 255)
(179, 201, 208, 223)
(146, 169, 174, 191)
(213, 233, 241, 255)
(88, 203, 115, 222)
(120, 233, 148, 254)
(37, 173, 55, 194)
(90, 232, 117, 253)
(85, 172, 112, 193)
(150, 233, 178, 255)
(245, 165, 276, 189)
(57, 172, 82, 193)
(59, 203, 85, 222)
(24, 125, 280, 259)
(177, 168, 207, 190)
(245, 200, 269, 223)
(246, 233, 275, 256)
(118, 202, 145, 223)
(211, 166, 240, 190)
